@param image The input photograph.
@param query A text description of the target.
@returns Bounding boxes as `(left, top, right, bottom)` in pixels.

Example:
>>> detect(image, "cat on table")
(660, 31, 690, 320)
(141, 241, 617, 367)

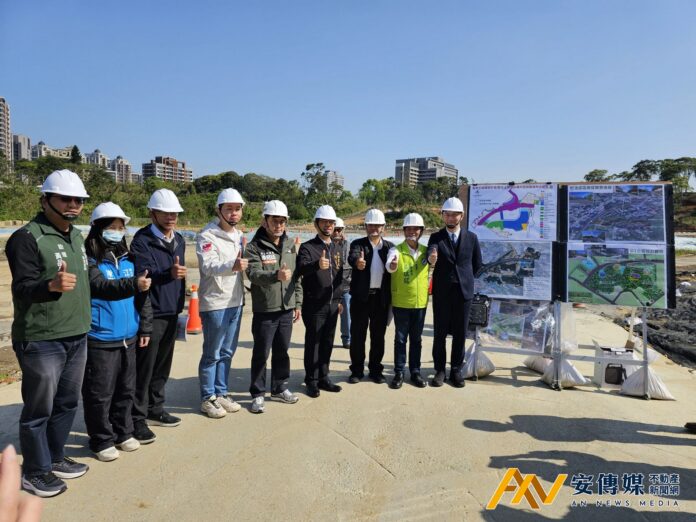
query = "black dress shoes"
(430, 371, 445, 387)
(410, 373, 427, 388)
(317, 380, 342, 393)
(306, 384, 320, 398)
(369, 373, 386, 384)
(449, 369, 466, 388)
(389, 373, 404, 389)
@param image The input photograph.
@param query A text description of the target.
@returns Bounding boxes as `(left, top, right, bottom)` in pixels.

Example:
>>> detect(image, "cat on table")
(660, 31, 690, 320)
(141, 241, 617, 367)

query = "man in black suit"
(347, 209, 394, 384)
(427, 197, 482, 388)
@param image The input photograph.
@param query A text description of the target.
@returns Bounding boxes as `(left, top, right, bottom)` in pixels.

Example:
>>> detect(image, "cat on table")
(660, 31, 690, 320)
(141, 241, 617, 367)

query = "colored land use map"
(567, 243, 667, 308)
(475, 240, 553, 301)
(469, 184, 558, 241)
(567, 184, 666, 243)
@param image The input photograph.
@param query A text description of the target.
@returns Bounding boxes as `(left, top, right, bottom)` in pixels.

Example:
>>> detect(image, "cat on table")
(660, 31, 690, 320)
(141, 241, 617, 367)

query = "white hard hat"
(441, 197, 464, 213)
(90, 202, 131, 225)
(402, 213, 425, 228)
(335, 217, 345, 228)
(314, 205, 337, 221)
(41, 169, 89, 198)
(147, 189, 184, 213)
(364, 209, 386, 225)
(262, 200, 289, 218)
(217, 188, 245, 207)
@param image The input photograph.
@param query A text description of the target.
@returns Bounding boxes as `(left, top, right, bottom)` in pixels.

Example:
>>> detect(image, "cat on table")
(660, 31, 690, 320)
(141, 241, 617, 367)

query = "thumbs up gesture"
(428, 246, 438, 266)
(233, 248, 248, 272)
(389, 252, 399, 271)
(356, 250, 366, 270)
(319, 250, 330, 270)
(49, 260, 77, 292)
(137, 269, 151, 292)
(277, 262, 292, 281)
(171, 255, 187, 280)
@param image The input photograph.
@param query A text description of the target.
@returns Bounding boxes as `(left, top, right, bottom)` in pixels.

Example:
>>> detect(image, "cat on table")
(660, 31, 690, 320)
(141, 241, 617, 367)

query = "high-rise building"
(0, 97, 12, 162)
(325, 170, 344, 195)
(86, 149, 109, 168)
(108, 155, 133, 183)
(142, 156, 193, 183)
(394, 157, 458, 188)
(13, 134, 31, 162)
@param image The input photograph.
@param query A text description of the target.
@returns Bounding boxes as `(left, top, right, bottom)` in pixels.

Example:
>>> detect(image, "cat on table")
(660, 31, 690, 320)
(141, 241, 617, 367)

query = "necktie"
(451, 233, 456, 244)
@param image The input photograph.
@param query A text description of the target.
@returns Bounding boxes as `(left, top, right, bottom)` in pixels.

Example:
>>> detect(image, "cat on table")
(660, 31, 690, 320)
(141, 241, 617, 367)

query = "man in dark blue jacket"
(129, 189, 186, 442)
(427, 197, 482, 388)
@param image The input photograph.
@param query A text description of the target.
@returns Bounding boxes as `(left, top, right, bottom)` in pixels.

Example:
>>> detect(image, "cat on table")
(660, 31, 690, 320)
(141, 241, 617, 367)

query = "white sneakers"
(116, 437, 141, 452)
(201, 396, 227, 418)
(94, 447, 119, 462)
(250, 396, 265, 414)
(271, 389, 299, 404)
(95, 437, 141, 462)
(217, 394, 242, 413)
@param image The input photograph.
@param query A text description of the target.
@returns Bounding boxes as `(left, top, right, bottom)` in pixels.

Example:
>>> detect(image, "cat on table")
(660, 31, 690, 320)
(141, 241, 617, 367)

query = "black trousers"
(249, 310, 293, 397)
(82, 342, 136, 452)
(432, 284, 472, 373)
(133, 315, 177, 424)
(302, 301, 339, 385)
(349, 290, 388, 376)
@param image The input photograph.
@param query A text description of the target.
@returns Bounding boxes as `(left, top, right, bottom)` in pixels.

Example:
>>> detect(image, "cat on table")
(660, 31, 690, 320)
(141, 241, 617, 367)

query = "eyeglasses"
(57, 196, 85, 205)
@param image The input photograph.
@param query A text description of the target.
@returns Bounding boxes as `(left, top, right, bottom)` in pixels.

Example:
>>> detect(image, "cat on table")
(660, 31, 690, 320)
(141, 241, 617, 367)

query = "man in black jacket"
(129, 189, 186, 441)
(296, 205, 347, 398)
(427, 197, 482, 388)
(347, 209, 394, 384)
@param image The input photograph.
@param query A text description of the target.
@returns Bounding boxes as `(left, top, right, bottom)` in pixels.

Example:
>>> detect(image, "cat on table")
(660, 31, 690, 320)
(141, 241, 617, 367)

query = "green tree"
(70, 145, 82, 164)
(630, 160, 660, 181)
(584, 169, 611, 182)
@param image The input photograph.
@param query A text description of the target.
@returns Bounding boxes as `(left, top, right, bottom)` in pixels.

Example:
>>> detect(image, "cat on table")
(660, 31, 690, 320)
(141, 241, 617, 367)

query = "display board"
(475, 240, 553, 301)
(469, 183, 558, 241)
(477, 300, 552, 352)
(566, 243, 668, 308)
(567, 184, 666, 243)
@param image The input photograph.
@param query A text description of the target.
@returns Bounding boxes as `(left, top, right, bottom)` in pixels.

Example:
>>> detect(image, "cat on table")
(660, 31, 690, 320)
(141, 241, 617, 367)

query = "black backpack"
(468, 294, 491, 330)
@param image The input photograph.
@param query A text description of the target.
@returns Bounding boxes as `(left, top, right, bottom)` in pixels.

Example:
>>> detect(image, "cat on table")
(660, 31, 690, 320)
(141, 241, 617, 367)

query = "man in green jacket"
(5, 170, 91, 497)
(384, 213, 430, 389)
(245, 200, 303, 414)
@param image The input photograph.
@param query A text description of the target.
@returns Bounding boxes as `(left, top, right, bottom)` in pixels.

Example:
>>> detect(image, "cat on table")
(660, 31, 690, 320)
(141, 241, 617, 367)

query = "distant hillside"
(674, 192, 696, 232)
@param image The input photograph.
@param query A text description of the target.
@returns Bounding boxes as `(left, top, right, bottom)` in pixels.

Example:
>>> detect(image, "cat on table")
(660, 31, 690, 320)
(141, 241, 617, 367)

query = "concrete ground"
(0, 304, 694, 521)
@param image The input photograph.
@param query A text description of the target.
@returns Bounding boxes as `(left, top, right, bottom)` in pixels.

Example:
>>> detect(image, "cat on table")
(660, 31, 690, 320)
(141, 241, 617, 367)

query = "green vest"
(390, 241, 429, 309)
(12, 213, 91, 341)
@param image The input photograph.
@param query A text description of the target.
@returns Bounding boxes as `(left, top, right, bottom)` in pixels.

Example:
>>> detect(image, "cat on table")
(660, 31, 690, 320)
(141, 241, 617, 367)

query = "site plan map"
(567, 243, 668, 308)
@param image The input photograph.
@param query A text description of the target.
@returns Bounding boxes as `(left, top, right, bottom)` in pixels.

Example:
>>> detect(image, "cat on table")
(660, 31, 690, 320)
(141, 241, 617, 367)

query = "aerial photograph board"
(475, 240, 553, 301)
(567, 184, 666, 243)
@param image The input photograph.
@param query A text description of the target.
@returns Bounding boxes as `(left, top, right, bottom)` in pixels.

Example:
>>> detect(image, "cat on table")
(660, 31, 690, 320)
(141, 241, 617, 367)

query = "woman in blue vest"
(82, 203, 153, 462)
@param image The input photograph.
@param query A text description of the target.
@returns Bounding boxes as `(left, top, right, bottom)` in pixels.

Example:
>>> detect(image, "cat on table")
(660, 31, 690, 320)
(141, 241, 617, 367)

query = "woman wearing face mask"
(82, 202, 153, 462)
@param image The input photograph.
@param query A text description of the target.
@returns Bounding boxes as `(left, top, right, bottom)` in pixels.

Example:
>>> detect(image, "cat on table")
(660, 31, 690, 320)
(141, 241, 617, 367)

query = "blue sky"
(2, 0, 695, 192)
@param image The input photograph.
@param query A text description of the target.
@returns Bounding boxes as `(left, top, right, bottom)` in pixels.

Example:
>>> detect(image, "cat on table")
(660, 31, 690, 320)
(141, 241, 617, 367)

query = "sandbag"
(621, 367, 675, 400)
(462, 343, 496, 379)
(541, 359, 588, 388)
(524, 355, 552, 374)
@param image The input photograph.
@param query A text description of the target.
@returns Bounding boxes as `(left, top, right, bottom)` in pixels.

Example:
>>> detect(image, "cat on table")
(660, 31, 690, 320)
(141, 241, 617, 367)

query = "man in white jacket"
(195, 188, 248, 418)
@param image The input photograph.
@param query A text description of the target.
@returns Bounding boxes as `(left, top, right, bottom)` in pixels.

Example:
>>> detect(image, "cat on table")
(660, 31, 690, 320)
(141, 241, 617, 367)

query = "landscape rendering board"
(566, 243, 668, 308)
(475, 240, 553, 301)
(567, 183, 666, 243)
(468, 184, 558, 241)
(478, 300, 552, 351)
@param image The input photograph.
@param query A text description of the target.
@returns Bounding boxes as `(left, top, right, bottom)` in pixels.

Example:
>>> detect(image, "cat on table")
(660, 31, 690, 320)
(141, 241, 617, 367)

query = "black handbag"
(605, 364, 627, 385)
(468, 294, 491, 330)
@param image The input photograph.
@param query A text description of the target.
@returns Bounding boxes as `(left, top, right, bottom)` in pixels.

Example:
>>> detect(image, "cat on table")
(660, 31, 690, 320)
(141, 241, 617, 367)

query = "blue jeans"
(13, 334, 87, 476)
(339, 292, 351, 345)
(199, 306, 242, 400)
(392, 307, 426, 375)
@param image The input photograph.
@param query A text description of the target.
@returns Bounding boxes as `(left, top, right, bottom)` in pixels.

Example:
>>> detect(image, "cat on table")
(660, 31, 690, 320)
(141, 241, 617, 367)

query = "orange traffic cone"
(186, 284, 203, 334)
